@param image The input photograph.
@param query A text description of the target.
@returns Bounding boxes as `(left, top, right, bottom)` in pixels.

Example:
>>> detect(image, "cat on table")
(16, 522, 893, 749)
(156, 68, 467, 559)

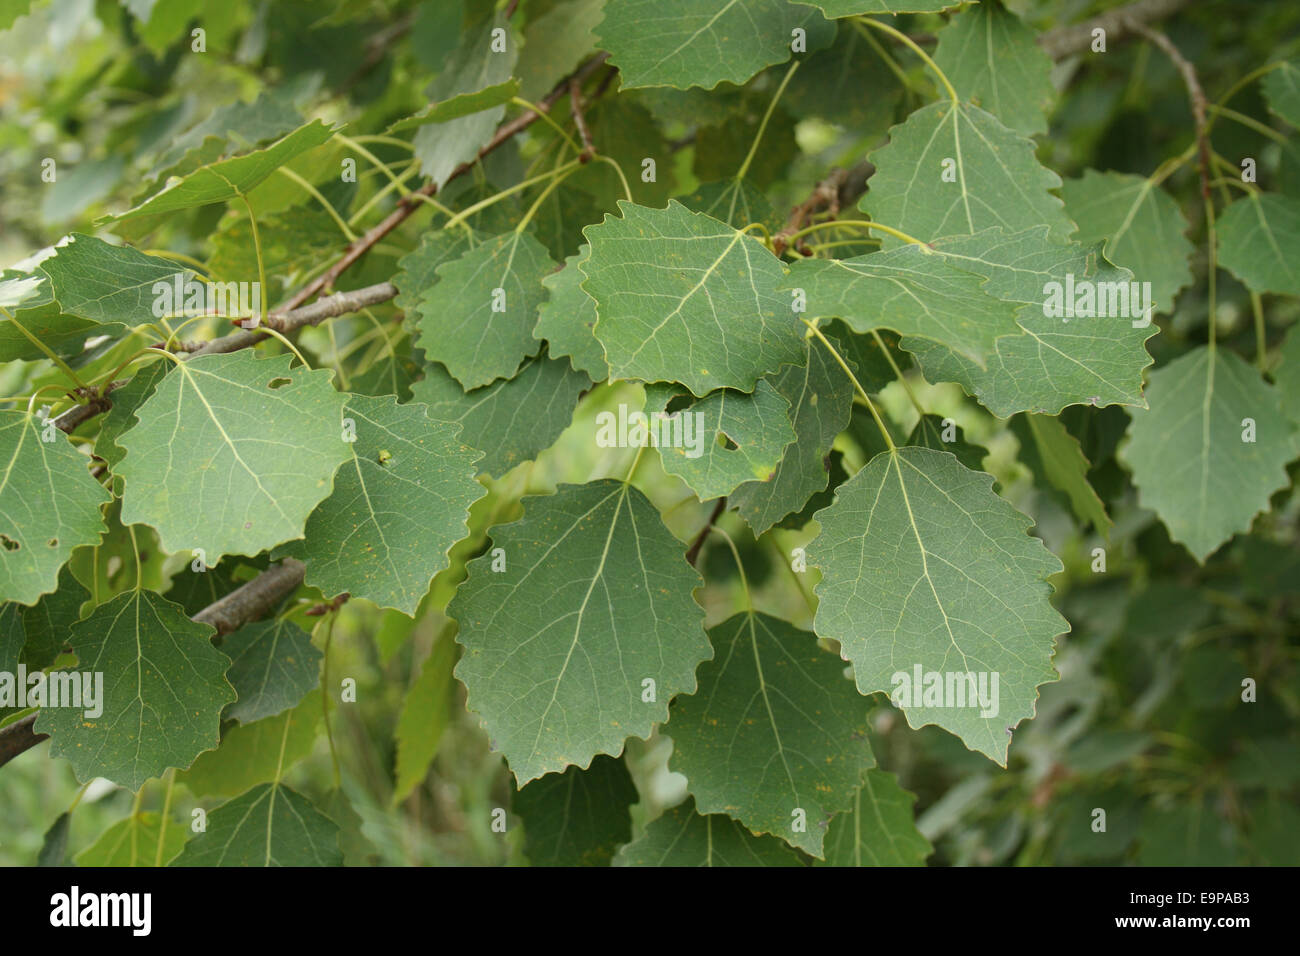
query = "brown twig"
(772, 160, 875, 257)
(0, 715, 46, 769)
(570, 78, 594, 161)
(686, 498, 727, 566)
(1127, 20, 1211, 199)
(1038, 0, 1189, 61)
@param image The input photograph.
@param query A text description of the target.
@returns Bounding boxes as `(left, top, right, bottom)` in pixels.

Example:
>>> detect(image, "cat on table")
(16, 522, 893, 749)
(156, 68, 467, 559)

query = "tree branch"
(1038, 0, 1189, 61)
(1127, 20, 1211, 198)
(0, 715, 45, 769)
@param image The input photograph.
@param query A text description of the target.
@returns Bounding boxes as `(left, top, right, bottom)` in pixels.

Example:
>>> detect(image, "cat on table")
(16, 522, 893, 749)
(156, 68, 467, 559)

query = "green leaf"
(1121, 347, 1299, 563)
(171, 782, 342, 866)
(790, 1, 959, 15)
(1216, 193, 1300, 296)
(34, 590, 235, 791)
(36, 234, 196, 326)
(785, 245, 1023, 364)
(731, 337, 856, 534)
(581, 200, 803, 395)
(393, 632, 458, 803)
(74, 812, 186, 867)
(1010, 412, 1112, 536)
(677, 178, 777, 230)
(596, 0, 834, 90)
(811, 446, 1067, 764)
(641, 380, 796, 501)
(815, 770, 932, 866)
(1060, 170, 1194, 315)
(898, 226, 1157, 416)
(222, 617, 321, 723)
(280, 394, 485, 615)
(514, 754, 638, 866)
(409, 353, 591, 477)
(17, 565, 89, 670)
(37, 811, 71, 867)
(1262, 59, 1300, 127)
(906, 413, 987, 471)
(412, 11, 518, 187)
(0, 410, 109, 606)
(666, 611, 874, 857)
(93, 360, 170, 486)
(614, 797, 806, 866)
(207, 205, 340, 285)
(535, 244, 609, 379)
(1274, 321, 1300, 426)
(117, 351, 350, 563)
(516, 0, 605, 102)
(451, 480, 710, 783)
(392, 229, 477, 315)
(862, 101, 1072, 247)
(0, 273, 127, 362)
(414, 230, 555, 389)
(102, 120, 337, 223)
(180, 690, 322, 798)
(933, 0, 1055, 137)
(387, 79, 521, 134)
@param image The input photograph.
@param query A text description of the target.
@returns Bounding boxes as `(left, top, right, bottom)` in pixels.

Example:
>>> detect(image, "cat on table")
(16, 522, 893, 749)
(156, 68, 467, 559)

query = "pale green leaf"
(1060, 170, 1194, 315)
(0, 410, 109, 606)
(117, 351, 350, 563)
(102, 120, 337, 223)
(535, 244, 609, 378)
(409, 353, 591, 477)
(515, 754, 638, 866)
(596, 0, 834, 90)
(74, 812, 186, 867)
(36, 234, 197, 326)
(1121, 347, 1298, 563)
(1216, 193, 1300, 297)
(581, 200, 803, 395)
(387, 79, 521, 134)
(222, 617, 321, 723)
(862, 100, 1072, 247)
(816, 770, 932, 866)
(280, 394, 485, 615)
(811, 446, 1067, 764)
(171, 782, 342, 866)
(1262, 59, 1300, 127)
(180, 690, 322, 798)
(785, 245, 1023, 364)
(451, 480, 710, 783)
(614, 797, 806, 866)
(414, 230, 555, 389)
(1274, 321, 1300, 426)
(791, 1, 959, 15)
(34, 590, 234, 791)
(517, 0, 605, 102)
(641, 380, 796, 501)
(1011, 412, 1112, 536)
(393, 633, 458, 803)
(667, 611, 874, 857)
(933, 0, 1055, 137)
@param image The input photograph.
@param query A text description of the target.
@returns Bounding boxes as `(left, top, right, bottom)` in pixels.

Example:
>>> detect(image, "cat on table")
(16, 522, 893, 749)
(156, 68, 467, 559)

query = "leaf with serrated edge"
(515, 754, 638, 866)
(222, 617, 321, 723)
(899, 226, 1157, 416)
(75, 812, 186, 867)
(101, 121, 337, 223)
(171, 782, 342, 866)
(596, 0, 834, 90)
(409, 353, 591, 477)
(643, 380, 796, 501)
(414, 230, 554, 389)
(732, 337, 856, 534)
(34, 590, 234, 791)
(392, 229, 476, 315)
(667, 611, 874, 857)
(1011, 412, 1112, 536)
(280, 395, 485, 615)
(451, 480, 710, 783)
(862, 100, 1072, 248)
(932, 0, 1055, 137)
(815, 770, 932, 866)
(535, 244, 608, 378)
(1121, 347, 1299, 563)
(0, 410, 109, 606)
(613, 797, 805, 866)
(1061, 170, 1194, 315)
(907, 413, 987, 471)
(1216, 193, 1300, 296)
(581, 200, 802, 395)
(116, 351, 350, 563)
(812, 446, 1067, 764)
(36, 235, 199, 326)
(785, 245, 1022, 365)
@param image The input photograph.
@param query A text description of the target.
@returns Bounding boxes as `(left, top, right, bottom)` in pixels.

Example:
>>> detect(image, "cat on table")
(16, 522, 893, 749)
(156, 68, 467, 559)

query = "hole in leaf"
(664, 394, 693, 415)
(267, 377, 292, 390)
(718, 433, 738, 451)
(0, 534, 19, 552)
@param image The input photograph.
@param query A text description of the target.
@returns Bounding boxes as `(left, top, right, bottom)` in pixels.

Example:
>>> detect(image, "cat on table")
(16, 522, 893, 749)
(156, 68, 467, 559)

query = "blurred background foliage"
(0, 0, 1297, 866)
